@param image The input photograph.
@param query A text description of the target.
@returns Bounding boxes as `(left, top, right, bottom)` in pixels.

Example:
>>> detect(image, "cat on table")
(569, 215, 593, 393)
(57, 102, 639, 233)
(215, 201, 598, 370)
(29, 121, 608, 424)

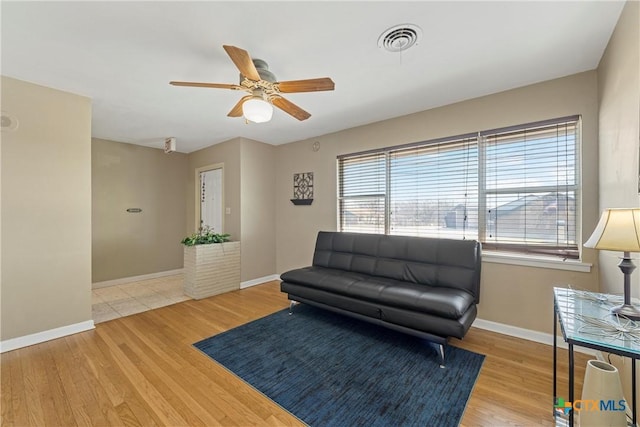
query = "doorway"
(196, 164, 224, 233)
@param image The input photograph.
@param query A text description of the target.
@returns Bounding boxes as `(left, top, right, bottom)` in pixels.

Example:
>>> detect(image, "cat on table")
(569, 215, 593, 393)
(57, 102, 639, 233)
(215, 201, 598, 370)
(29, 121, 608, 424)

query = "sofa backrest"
(312, 231, 482, 303)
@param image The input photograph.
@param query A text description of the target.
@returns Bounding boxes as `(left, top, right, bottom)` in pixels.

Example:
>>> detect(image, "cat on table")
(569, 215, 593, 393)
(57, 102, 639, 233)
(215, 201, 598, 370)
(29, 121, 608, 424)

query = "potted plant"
(181, 226, 231, 246)
(181, 226, 240, 300)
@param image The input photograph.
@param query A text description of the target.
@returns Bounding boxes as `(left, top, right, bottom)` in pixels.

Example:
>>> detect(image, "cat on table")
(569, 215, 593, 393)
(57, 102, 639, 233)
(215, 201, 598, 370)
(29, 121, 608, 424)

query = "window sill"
(483, 251, 592, 273)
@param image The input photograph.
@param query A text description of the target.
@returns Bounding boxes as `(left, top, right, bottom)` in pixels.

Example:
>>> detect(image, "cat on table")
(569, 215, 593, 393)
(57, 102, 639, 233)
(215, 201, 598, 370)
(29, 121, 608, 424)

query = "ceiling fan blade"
(272, 96, 311, 121)
(170, 81, 243, 90)
(276, 78, 335, 93)
(227, 95, 252, 117)
(223, 45, 261, 81)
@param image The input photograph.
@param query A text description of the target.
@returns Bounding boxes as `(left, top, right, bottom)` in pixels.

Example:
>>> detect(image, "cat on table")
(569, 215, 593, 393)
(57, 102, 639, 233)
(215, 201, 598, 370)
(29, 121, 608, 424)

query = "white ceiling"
(1, 1, 625, 153)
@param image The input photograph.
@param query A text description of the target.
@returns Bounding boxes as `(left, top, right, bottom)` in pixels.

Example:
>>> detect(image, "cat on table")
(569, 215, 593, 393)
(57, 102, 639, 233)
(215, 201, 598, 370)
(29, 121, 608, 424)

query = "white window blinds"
(337, 116, 581, 260)
(389, 137, 478, 239)
(481, 117, 579, 258)
(338, 152, 386, 234)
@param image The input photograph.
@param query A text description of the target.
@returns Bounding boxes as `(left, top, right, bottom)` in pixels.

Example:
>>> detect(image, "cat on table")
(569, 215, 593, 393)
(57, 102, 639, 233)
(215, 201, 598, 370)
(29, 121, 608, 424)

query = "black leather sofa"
(280, 231, 482, 366)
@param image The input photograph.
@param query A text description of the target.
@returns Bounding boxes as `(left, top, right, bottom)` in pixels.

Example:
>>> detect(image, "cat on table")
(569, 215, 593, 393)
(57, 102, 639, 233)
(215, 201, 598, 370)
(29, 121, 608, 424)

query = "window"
(337, 116, 580, 259)
(481, 119, 578, 258)
(389, 136, 478, 239)
(338, 152, 386, 234)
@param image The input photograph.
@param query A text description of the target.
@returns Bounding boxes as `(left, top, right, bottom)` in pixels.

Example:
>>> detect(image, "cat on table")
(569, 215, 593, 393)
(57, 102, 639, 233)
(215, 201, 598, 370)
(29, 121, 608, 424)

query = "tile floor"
(92, 274, 190, 324)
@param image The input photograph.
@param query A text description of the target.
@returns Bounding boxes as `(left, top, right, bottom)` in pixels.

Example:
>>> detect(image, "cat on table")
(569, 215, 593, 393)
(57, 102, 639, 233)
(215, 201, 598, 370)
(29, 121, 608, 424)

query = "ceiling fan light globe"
(242, 98, 273, 123)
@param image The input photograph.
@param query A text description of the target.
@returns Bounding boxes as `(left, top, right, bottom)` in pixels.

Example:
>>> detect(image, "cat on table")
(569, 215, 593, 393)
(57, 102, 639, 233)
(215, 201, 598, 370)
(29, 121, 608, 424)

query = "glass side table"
(553, 287, 639, 426)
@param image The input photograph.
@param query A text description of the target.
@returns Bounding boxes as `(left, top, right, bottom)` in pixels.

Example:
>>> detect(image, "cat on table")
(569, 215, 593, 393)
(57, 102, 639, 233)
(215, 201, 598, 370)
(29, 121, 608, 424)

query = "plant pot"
(183, 241, 240, 300)
(579, 359, 627, 427)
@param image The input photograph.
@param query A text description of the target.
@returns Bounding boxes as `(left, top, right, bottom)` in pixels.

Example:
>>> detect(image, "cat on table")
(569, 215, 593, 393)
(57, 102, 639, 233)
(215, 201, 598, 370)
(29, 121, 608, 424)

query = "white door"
(200, 168, 223, 233)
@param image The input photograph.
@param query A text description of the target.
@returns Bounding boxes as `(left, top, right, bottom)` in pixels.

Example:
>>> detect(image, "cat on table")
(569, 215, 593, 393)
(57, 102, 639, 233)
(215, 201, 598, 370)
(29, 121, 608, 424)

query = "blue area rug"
(194, 304, 484, 427)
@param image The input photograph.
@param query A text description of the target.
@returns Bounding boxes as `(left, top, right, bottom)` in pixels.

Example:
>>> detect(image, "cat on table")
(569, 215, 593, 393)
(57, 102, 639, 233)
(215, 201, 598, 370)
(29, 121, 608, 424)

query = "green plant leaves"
(181, 226, 231, 246)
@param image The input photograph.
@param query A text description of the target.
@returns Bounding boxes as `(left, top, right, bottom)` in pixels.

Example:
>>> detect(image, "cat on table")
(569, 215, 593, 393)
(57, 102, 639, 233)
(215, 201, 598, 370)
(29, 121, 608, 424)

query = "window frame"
(337, 115, 582, 261)
(478, 116, 581, 259)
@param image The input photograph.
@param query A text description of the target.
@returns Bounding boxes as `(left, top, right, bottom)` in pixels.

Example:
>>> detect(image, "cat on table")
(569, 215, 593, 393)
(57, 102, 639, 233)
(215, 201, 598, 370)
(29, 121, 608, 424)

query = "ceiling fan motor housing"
(241, 59, 276, 83)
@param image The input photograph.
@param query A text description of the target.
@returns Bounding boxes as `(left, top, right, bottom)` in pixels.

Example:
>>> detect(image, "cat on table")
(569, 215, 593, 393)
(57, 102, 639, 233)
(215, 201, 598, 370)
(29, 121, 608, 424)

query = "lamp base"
(611, 303, 640, 321)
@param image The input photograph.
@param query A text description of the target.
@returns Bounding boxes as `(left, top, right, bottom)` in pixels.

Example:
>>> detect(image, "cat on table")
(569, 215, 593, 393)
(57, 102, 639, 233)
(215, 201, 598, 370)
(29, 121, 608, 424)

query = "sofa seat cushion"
(280, 266, 475, 320)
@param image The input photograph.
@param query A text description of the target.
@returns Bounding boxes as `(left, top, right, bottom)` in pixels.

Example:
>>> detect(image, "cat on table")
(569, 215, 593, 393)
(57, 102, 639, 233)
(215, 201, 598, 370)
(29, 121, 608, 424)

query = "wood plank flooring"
(1, 281, 591, 426)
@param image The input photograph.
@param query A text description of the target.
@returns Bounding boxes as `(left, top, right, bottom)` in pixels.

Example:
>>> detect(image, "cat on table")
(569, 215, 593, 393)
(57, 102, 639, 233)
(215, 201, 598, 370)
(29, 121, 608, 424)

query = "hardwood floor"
(1, 281, 591, 426)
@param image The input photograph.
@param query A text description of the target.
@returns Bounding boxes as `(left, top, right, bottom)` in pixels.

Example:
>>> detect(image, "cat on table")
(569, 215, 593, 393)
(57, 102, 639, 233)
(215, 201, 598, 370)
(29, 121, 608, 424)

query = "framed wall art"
(291, 172, 314, 205)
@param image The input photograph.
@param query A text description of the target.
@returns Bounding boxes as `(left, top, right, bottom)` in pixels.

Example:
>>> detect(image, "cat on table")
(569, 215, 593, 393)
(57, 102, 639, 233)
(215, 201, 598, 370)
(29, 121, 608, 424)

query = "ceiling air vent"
(378, 24, 422, 52)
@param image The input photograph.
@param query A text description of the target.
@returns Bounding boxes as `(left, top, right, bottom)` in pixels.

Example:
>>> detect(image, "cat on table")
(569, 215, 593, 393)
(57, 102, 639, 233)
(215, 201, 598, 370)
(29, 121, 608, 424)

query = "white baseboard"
(473, 317, 599, 356)
(0, 320, 95, 353)
(240, 274, 281, 289)
(92, 268, 184, 289)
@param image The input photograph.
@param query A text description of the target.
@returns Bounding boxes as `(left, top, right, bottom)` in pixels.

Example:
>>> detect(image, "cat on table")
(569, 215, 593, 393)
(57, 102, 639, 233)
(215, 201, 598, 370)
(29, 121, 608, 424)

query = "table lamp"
(584, 208, 640, 320)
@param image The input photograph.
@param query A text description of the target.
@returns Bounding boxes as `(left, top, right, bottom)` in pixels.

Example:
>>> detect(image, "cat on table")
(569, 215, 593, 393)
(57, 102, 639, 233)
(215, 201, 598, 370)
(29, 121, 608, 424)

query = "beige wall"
(92, 138, 188, 283)
(240, 138, 276, 282)
(1, 76, 92, 340)
(276, 71, 600, 334)
(597, 0, 640, 295)
(596, 0, 640, 412)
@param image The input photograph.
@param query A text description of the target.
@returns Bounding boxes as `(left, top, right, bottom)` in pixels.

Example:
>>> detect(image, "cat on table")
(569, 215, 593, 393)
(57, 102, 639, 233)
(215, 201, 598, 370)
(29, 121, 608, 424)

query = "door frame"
(194, 163, 224, 233)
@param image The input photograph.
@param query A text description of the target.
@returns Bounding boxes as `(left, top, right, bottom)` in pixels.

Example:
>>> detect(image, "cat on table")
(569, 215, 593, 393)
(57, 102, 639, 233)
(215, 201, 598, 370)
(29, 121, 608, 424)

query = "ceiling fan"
(170, 45, 335, 123)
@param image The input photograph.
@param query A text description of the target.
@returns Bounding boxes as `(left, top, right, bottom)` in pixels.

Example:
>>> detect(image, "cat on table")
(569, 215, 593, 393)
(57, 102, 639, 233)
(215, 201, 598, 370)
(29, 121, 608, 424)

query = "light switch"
(226, 207, 231, 215)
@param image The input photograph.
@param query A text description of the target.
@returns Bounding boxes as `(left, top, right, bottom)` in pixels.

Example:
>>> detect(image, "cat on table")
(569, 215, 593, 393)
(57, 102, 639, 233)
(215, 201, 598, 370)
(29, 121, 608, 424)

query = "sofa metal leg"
(438, 344, 445, 368)
(289, 300, 297, 315)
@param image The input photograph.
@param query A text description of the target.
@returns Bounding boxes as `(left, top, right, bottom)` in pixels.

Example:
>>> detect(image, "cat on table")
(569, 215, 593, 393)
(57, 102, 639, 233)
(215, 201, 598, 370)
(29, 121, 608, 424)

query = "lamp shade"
(584, 208, 640, 252)
(242, 98, 273, 123)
